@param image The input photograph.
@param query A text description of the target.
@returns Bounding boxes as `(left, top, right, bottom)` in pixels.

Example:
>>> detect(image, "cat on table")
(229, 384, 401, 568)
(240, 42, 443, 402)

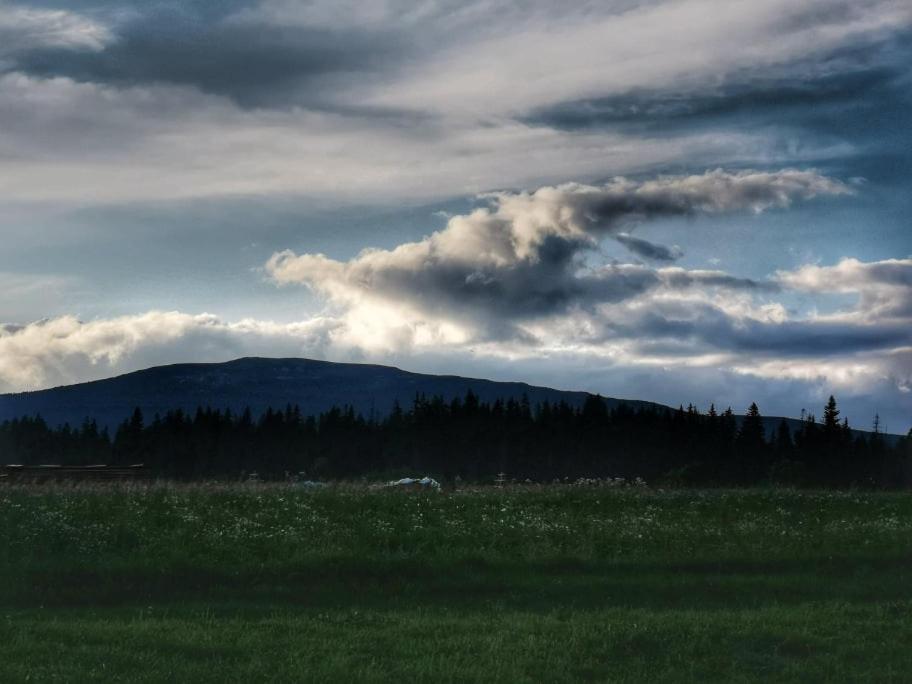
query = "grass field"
(1, 483, 911, 682)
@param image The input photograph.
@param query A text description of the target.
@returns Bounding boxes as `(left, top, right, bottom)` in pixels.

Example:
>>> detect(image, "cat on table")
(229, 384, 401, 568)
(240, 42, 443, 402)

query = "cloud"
(7, 0, 908, 123)
(0, 311, 341, 392)
(522, 36, 912, 132)
(0, 306, 909, 433)
(0, 0, 907, 204)
(781, 257, 912, 292)
(363, 0, 912, 115)
(11, 3, 398, 109)
(615, 233, 683, 261)
(603, 302, 911, 357)
(777, 257, 912, 319)
(11, 0, 908, 119)
(266, 169, 847, 340)
(0, 71, 785, 203)
(0, 5, 111, 58)
(252, 175, 910, 427)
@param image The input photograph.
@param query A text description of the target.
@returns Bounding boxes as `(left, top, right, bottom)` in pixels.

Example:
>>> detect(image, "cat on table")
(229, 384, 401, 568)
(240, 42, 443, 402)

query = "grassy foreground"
(1, 484, 911, 682)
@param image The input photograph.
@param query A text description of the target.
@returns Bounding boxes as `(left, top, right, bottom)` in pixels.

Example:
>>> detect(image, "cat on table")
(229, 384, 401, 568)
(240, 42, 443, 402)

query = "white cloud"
(0, 312, 340, 391)
(777, 257, 912, 320)
(731, 350, 912, 393)
(0, 305, 909, 432)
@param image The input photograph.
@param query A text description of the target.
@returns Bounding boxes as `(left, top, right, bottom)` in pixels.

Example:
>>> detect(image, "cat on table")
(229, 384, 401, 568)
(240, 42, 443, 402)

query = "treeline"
(0, 393, 909, 487)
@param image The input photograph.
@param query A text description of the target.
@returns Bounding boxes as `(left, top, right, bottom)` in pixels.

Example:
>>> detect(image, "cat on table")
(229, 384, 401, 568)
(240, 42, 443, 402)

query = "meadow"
(1, 483, 911, 682)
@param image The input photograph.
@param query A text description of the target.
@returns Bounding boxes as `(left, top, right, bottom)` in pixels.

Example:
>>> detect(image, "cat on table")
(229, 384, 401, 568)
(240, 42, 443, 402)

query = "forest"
(1, 393, 909, 487)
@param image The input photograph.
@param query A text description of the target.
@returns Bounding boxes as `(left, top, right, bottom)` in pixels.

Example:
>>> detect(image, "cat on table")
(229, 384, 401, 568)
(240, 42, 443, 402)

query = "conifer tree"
(774, 419, 793, 458)
(734, 403, 766, 483)
(823, 395, 840, 433)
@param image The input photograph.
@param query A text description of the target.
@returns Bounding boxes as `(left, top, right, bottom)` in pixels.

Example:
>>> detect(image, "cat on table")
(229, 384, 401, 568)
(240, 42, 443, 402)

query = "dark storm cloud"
(8, 2, 402, 108)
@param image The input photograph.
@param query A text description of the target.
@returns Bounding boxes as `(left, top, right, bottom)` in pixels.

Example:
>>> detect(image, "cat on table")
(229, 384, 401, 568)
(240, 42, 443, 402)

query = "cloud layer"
(0, 0, 909, 202)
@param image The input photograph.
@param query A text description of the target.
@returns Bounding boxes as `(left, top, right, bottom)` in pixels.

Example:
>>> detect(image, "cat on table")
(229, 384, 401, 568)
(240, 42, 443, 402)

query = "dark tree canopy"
(0, 394, 909, 487)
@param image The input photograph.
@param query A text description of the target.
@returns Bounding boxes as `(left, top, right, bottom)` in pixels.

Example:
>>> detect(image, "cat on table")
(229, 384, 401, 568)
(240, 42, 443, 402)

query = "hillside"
(0, 357, 659, 429)
(0, 357, 898, 444)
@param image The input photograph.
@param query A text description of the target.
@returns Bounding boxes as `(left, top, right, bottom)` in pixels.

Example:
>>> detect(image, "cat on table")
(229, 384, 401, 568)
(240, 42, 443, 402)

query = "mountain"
(0, 357, 661, 429)
(0, 357, 899, 443)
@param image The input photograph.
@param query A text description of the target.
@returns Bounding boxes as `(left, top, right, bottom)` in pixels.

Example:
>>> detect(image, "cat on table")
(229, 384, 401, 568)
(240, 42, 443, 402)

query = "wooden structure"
(0, 464, 149, 483)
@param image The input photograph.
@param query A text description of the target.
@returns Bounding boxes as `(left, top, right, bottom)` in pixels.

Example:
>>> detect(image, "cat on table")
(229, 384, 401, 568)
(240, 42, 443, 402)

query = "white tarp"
(388, 476, 441, 489)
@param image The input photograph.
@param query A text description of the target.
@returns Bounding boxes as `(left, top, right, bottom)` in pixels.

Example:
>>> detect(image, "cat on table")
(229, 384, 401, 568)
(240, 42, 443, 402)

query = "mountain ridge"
(0, 357, 900, 442)
(0, 356, 658, 430)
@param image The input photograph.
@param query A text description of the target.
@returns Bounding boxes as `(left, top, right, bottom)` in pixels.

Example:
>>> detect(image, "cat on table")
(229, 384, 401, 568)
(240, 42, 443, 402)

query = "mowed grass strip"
(1, 485, 911, 682)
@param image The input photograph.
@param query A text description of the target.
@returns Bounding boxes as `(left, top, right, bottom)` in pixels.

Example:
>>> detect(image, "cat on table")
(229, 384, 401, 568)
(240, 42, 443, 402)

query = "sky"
(1, 0, 911, 432)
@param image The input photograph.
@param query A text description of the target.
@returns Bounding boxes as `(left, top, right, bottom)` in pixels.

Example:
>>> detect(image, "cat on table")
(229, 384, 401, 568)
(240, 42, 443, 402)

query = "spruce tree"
(823, 395, 840, 433)
(735, 403, 766, 483)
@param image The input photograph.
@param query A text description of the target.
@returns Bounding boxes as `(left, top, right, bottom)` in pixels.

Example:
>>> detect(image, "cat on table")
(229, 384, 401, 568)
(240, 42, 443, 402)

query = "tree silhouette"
(0, 392, 907, 488)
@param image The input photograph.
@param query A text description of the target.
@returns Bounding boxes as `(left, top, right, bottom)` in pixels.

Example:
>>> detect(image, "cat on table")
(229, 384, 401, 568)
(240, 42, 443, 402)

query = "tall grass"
(1, 484, 911, 681)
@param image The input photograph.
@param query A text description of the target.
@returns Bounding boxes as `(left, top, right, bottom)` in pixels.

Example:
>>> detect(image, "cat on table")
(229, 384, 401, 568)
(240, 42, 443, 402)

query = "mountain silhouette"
(0, 357, 898, 442)
(0, 357, 659, 429)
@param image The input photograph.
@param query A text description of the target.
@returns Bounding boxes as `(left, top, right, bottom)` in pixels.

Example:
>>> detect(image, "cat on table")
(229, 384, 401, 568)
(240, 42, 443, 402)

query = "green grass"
(1, 484, 911, 682)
